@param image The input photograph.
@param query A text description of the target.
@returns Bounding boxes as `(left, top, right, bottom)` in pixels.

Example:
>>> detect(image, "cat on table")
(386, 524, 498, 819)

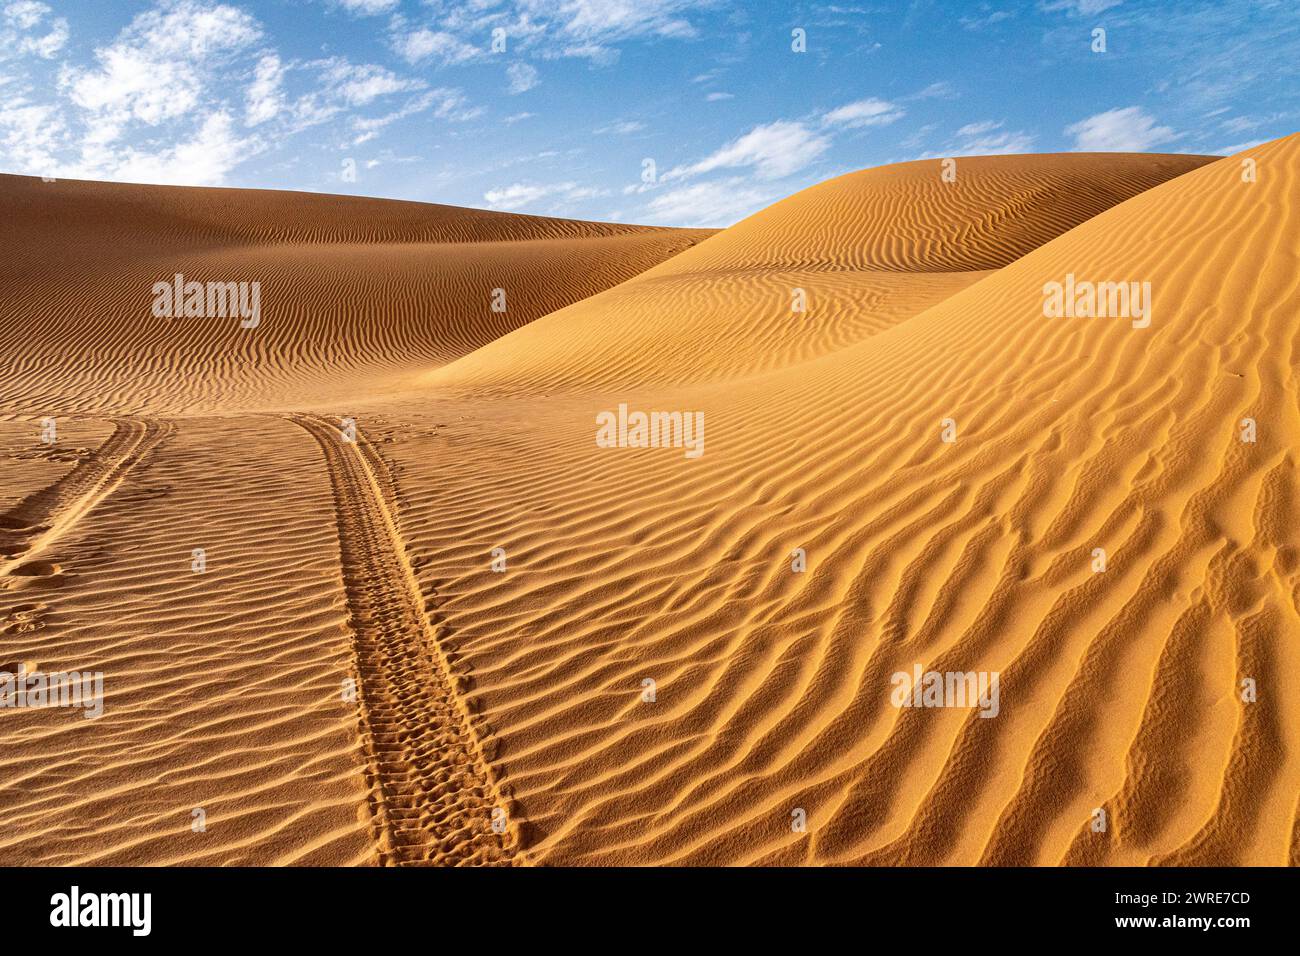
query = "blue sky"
(1, 0, 1296, 226)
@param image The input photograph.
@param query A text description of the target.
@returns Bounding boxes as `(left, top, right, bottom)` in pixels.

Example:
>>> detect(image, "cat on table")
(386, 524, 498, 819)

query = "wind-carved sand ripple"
(0, 417, 375, 865)
(3, 140, 1297, 867)
(0, 174, 711, 416)
(379, 140, 1300, 865)
(429, 153, 1213, 392)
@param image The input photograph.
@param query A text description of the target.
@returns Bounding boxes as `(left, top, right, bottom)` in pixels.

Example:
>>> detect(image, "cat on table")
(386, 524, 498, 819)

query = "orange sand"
(3, 138, 1297, 866)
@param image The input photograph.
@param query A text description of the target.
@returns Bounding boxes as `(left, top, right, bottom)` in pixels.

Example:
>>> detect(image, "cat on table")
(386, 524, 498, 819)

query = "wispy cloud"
(643, 177, 775, 227)
(1040, 0, 1124, 15)
(822, 98, 905, 129)
(664, 120, 832, 182)
(332, 0, 397, 13)
(1, 0, 1291, 226)
(60, 0, 261, 133)
(244, 53, 284, 126)
(909, 81, 958, 100)
(506, 62, 539, 94)
(350, 88, 476, 145)
(1066, 106, 1177, 151)
(483, 179, 607, 212)
(959, 7, 1013, 30)
(392, 27, 483, 66)
(594, 120, 646, 135)
(910, 120, 1036, 158)
(1, 1, 68, 58)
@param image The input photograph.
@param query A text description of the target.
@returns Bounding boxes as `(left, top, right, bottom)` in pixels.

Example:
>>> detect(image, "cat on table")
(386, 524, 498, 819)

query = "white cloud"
(483, 179, 606, 211)
(0, 98, 64, 173)
(392, 27, 482, 65)
(419, 0, 705, 66)
(910, 81, 957, 100)
(351, 89, 441, 143)
(1215, 139, 1267, 156)
(317, 58, 422, 107)
(594, 119, 644, 134)
(1041, 0, 1123, 15)
(909, 121, 1036, 160)
(4, 1, 48, 30)
(0, 0, 454, 188)
(643, 177, 774, 227)
(507, 62, 539, 94)
(283, 57, 428, 132)
(349, 88, 476, 144)
(665, 120, 831, 182)
(2, 2, 67, 59)
(960, 8, 1013, 30)
(823, 97, 905, 129)
(1220, 115, 1262, 134)
(21, 15, 65, 57)
(1066, 106, 1177, 151)
(333, 0, 399, 14)
(429, 89, 481, 120)
(706, 91, 733, 101)
(522, 0, 703, 43)
(60, 0, 262, 133)
(957, 129, 1035, 154)
(244, 54, 283, 126)
(72, 109, 260, 186)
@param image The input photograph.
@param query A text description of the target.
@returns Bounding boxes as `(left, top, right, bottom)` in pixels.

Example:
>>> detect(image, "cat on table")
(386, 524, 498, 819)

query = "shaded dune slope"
(429, 153, 1214, 391)
(375, 136, 1299, 865)
(0, 175, 711, 415)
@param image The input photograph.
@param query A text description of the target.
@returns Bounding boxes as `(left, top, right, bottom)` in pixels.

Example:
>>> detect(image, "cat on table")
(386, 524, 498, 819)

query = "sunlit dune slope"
(428, 152, 1214, 391)
(0, 175, 711, 415)
(376, 135, 1300, 866)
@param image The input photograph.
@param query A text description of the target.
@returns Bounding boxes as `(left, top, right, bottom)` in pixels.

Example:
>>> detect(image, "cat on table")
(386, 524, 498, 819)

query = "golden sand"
(2, 138, 1296, 865)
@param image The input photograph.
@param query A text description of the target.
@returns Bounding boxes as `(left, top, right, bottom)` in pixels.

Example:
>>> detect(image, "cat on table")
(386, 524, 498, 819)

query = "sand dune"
(0, 174, 710, 414)
(429, 153, 1212, 391)
(373, 138, 1298, 865)
(2, 137, 1297, 866)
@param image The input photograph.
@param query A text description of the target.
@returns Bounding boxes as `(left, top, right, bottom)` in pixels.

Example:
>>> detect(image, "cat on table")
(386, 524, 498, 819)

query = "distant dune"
(429, 152, 1213, 390)
(0, 174, 711, 415)
(2, 136, 1297, 866)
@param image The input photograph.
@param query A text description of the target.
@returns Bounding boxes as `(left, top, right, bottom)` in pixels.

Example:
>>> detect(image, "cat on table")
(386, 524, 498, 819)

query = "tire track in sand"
(0, 418, 172, 579)
(287, 413, 517, 866)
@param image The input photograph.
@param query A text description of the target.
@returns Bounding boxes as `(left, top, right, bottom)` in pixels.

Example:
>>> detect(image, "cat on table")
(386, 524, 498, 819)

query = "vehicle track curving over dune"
(286, 413, 519, 866)
(0, 418, 172, 578)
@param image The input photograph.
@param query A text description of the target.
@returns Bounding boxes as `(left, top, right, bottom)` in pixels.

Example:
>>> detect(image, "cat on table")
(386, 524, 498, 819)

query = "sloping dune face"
(429, 153, 1213, 390)
(377, 136, 1300, 865)
(0, 175, 711, 415)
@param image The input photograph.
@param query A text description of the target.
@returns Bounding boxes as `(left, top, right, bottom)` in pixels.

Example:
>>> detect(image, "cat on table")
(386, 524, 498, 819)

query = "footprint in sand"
(0, 518, 47, 559)
(10, 560, 61, 576)
(6, 561, 67, 588)
(2, 602, 47, 634)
